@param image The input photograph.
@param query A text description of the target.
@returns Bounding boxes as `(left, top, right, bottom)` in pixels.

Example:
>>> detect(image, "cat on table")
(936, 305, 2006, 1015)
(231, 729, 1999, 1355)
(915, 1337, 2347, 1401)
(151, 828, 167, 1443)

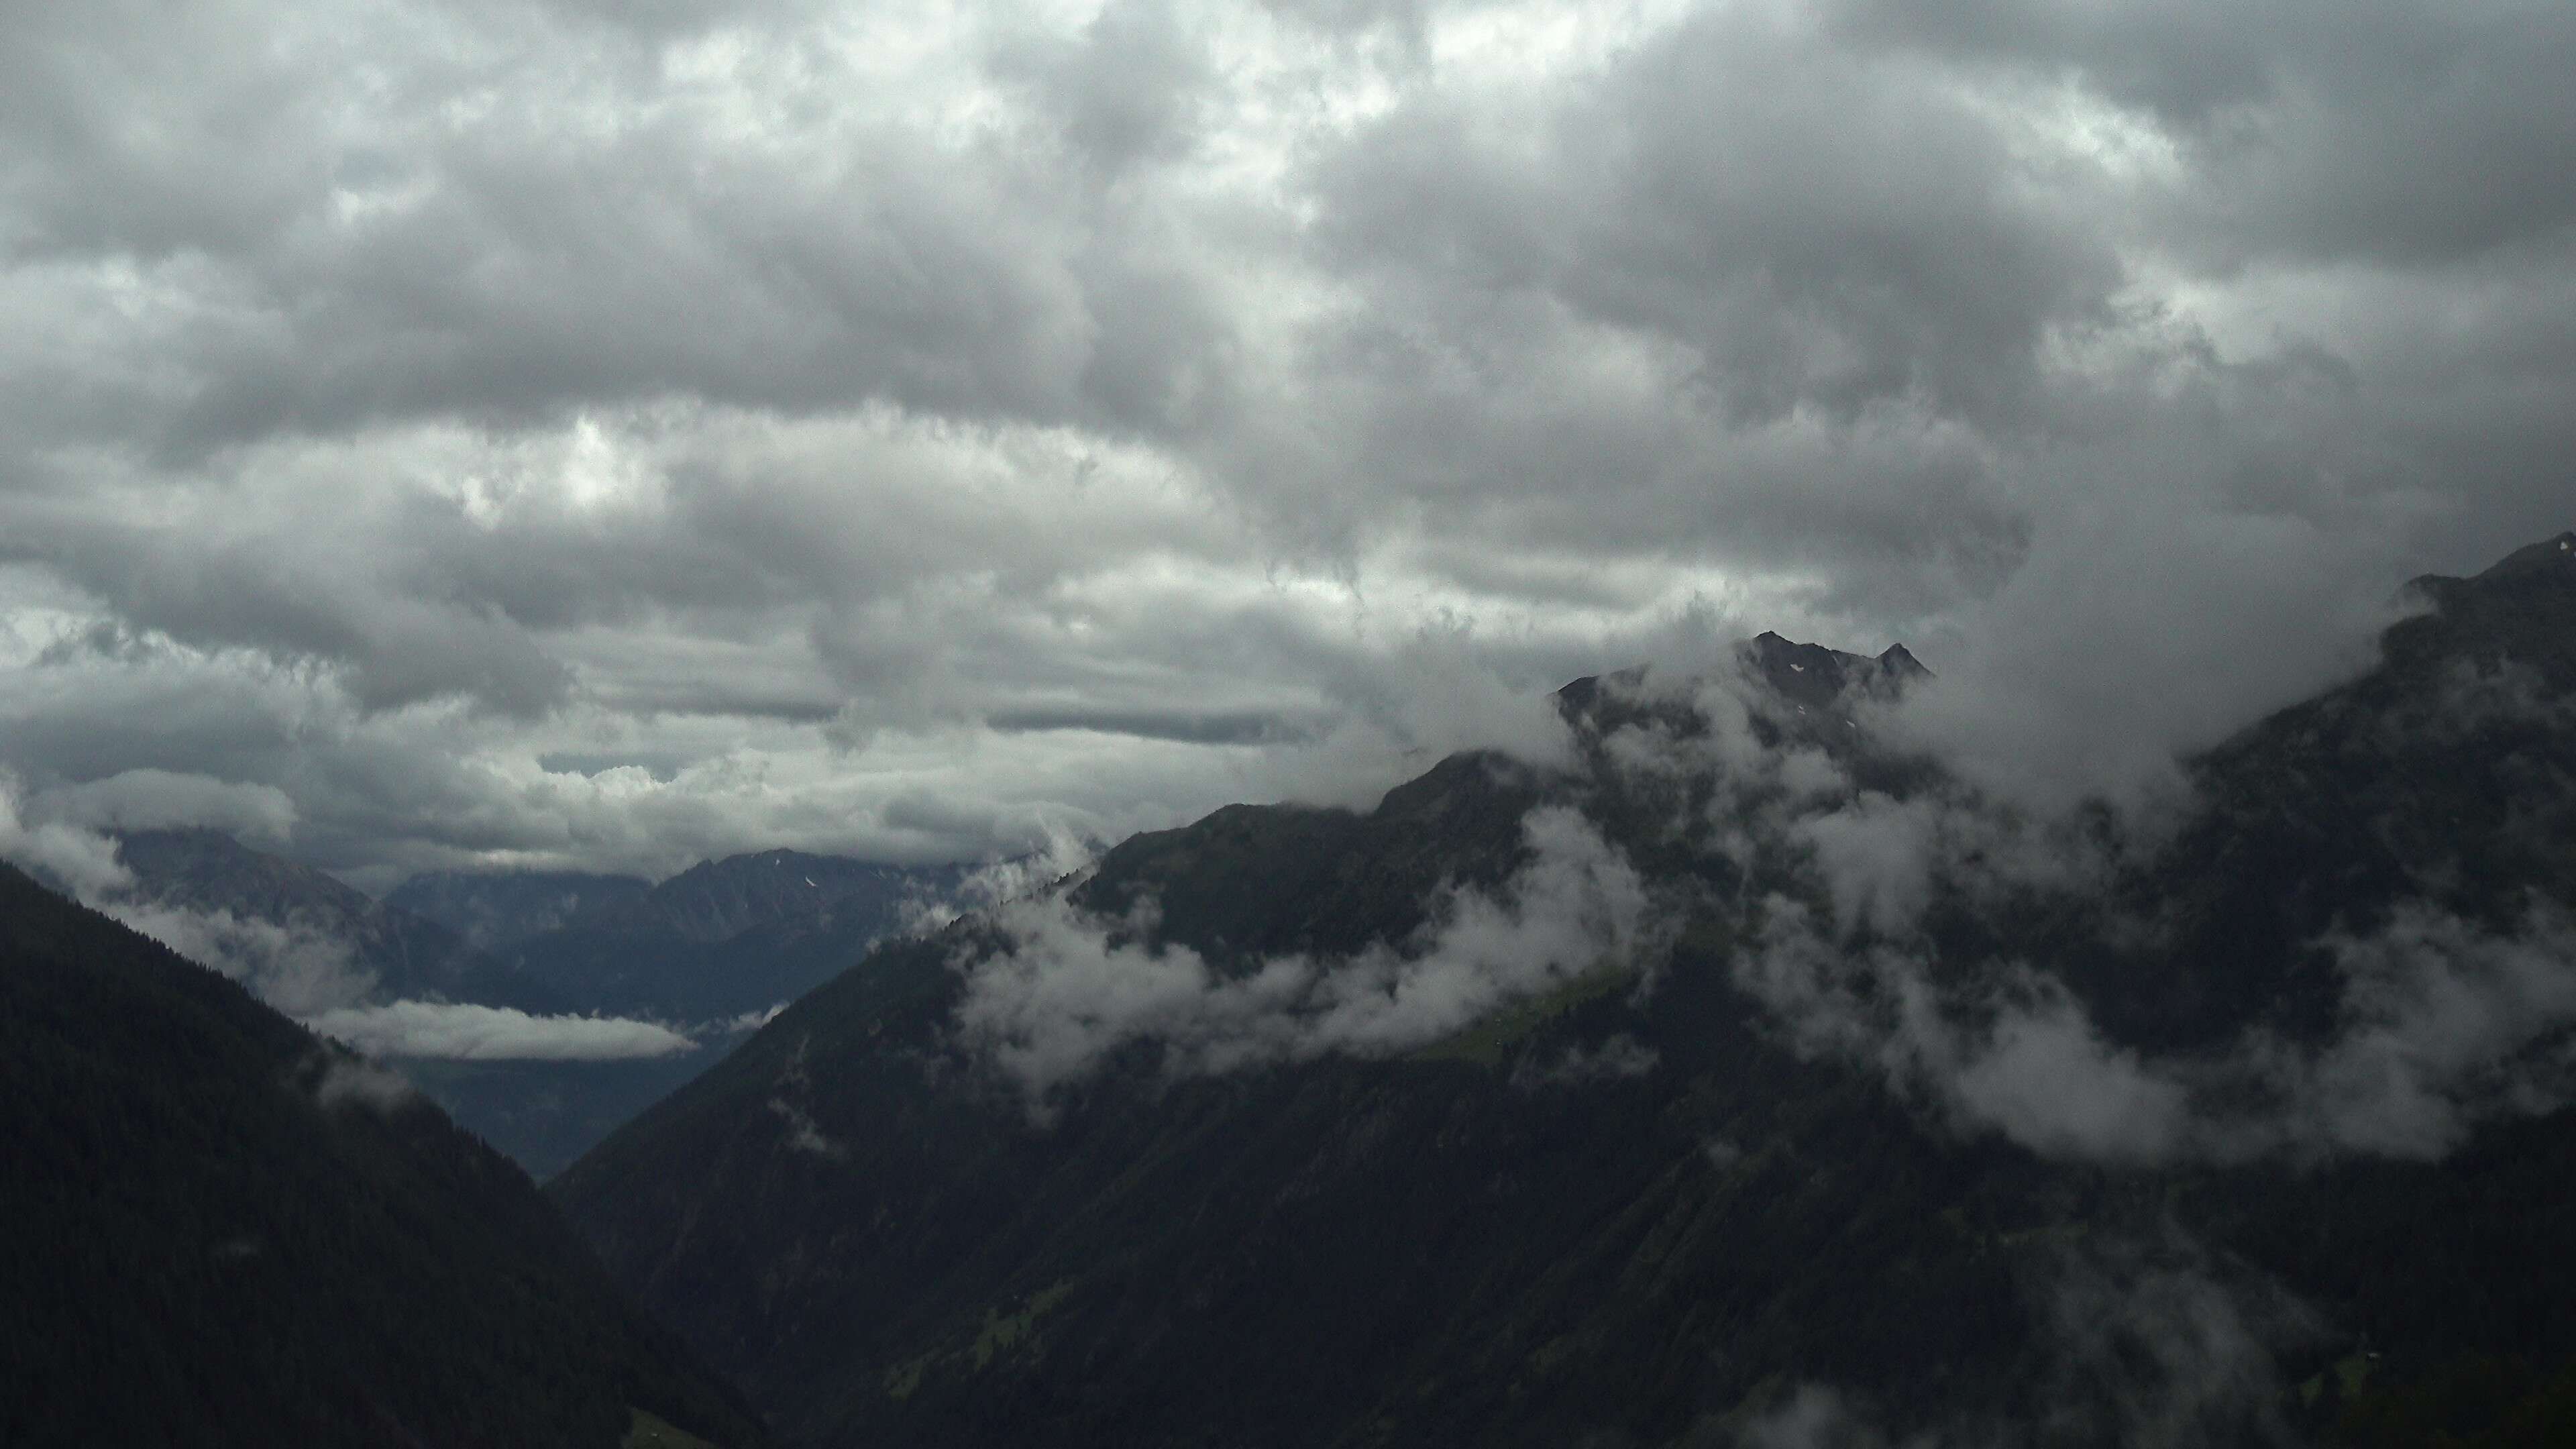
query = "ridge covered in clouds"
(550, 536, 2576, 1448)
(954, 804, 1654, 1114)
(922, 535, 2576, 1174)
(5, 0, 2573, 888)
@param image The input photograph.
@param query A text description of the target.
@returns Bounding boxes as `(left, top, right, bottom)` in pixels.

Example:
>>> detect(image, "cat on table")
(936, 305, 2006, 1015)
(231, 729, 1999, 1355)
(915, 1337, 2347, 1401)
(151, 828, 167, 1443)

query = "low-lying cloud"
(2, 784, 702, 1061)
(1510, 1032, 1659, 1090)
(1731, 1230, 2318, 1448)
(44, 769, 300, 848)
(301, 1001, 699, 1061)
(309, 1054, 418, 1112)
(952, 804, 1653, 1113)
(0, 773, 136, 900)
(111, 898, 382, 1016)
(1882, 498, 2416, 816)
(1592, 647, 2576, 1169)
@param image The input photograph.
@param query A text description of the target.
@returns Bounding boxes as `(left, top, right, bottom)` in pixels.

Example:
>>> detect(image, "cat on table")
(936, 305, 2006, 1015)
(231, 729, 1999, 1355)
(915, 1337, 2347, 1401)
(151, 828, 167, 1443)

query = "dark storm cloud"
(1, 9, 1241, 468)
(1, 0, 2571, 884)
(1310, 3, 2121, 429)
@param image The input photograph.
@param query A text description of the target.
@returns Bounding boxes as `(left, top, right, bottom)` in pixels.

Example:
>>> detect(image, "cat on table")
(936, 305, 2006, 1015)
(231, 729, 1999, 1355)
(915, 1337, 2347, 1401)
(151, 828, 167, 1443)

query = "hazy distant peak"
(111, 826, 376, 919)
(384, 869, 651, 951)
(611, 848, 941, 944)
(87, 828, 571, 1016)
(1878, 642, 1931, 678)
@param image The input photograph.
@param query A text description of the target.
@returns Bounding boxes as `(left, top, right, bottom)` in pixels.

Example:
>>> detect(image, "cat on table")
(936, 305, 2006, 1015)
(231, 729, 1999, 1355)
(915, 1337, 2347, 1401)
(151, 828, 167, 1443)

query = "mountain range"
(78, 828, 959, 1176)
(547, 531, 2576, 1447)
(482, 849, 967, 1023)
(401, 850, 961, 1175)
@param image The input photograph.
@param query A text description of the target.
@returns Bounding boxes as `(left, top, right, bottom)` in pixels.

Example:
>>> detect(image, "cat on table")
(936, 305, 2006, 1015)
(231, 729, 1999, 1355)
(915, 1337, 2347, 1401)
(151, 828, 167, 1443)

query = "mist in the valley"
(6, 0, 2576, 1442)
(0, 777, 714, 1063)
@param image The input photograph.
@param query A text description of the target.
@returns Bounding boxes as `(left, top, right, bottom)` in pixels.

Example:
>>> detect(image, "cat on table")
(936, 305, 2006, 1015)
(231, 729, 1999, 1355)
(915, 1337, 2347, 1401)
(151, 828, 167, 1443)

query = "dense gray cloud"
(0, 0, 2569, 891)
(0, 772, 136, 898)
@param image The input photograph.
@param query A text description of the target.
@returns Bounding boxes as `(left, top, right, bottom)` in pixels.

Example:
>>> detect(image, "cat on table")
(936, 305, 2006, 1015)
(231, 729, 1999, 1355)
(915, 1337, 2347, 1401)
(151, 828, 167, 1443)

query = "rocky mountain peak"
(1878, 641, 1929, 678)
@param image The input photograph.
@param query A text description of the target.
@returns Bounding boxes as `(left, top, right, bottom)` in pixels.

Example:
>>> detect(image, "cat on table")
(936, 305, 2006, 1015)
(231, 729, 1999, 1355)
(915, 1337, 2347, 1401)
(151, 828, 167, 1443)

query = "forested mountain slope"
(0, 864, 769, 1449)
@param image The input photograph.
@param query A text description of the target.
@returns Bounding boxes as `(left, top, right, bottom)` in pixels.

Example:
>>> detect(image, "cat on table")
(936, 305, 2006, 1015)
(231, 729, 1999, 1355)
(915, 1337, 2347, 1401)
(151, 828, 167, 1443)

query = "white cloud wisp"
(951, 804, 1654, 1113)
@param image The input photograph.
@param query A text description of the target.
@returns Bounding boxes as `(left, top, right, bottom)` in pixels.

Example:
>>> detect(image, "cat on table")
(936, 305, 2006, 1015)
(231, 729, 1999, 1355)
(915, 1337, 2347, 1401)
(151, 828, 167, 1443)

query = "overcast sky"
(2, 0, 2569, 890)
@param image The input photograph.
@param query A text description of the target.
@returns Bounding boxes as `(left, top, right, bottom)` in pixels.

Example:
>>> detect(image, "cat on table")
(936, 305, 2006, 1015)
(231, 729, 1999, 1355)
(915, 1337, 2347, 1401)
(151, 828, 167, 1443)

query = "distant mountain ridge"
(108, 827, 564, 1014)
(1740, 629, 1930, 708)
(490, 850, 967, 1024)
(588, 849, 936, 945)
(392, 849, 969, 1177)
(55, 829, 969, 1179)
(386, 869, 651, 951)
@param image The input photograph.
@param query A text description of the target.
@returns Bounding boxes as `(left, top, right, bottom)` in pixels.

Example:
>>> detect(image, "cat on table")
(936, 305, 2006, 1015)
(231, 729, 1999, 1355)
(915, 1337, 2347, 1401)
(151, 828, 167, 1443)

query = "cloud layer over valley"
(1, 780, 705, 1061)
(3, 0, 2571, 889)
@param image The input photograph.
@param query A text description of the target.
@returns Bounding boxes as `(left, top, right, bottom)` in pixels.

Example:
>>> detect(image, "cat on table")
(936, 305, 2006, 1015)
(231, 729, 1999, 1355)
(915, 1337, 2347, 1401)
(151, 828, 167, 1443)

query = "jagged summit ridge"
(1743, 629, 1931, 708)
(1555, 631, 1932, 727)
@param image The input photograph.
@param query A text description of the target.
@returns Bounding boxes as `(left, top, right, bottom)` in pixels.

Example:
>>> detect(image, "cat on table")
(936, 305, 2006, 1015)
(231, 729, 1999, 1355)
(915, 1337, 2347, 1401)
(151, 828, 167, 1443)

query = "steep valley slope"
(0, 863, 769, 1449)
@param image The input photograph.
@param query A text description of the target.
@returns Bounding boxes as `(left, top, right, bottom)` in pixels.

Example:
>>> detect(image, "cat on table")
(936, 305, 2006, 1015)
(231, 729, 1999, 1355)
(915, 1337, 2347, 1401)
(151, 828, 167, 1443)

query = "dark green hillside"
(553, 532, 2576, 1448)
(0, 864, 768, 1449)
